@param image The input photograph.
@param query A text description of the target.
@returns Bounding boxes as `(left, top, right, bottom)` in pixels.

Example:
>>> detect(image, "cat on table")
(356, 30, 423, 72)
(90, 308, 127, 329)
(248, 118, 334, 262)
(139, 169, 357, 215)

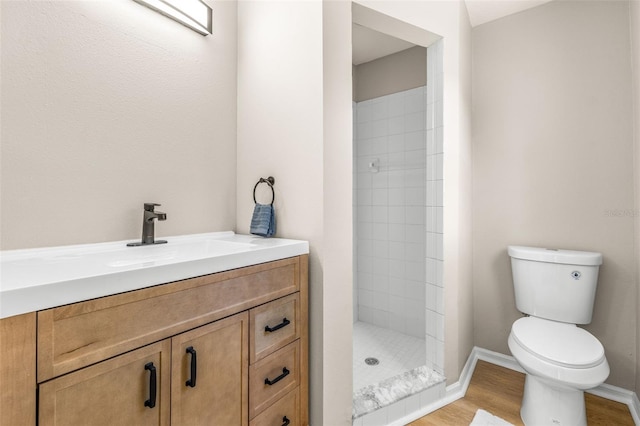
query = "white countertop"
(0, 232, 309, 319)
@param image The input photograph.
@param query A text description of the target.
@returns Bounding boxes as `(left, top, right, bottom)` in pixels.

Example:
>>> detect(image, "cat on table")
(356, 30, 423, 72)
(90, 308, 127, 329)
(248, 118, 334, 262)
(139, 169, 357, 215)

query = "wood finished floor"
(409, 360, 634, 426)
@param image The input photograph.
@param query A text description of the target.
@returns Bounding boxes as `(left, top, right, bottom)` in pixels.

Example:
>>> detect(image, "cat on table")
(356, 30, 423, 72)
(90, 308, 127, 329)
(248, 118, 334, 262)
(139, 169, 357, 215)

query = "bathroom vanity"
(0, 232, 309, 426)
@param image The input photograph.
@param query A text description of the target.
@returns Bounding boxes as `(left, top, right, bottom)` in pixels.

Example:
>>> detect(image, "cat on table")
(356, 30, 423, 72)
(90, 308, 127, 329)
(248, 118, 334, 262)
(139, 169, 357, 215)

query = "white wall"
(0, 0, 237, 250)
(472, 0, 636, 389)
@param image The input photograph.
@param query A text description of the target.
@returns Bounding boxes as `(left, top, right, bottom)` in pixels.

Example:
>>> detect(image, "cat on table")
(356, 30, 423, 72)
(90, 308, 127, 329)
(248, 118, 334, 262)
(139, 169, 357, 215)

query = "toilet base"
(521, 375, 586, 426)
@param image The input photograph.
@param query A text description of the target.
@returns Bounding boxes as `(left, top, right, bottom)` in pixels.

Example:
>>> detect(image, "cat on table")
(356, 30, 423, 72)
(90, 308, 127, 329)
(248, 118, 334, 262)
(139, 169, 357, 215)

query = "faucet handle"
(144, 203, 161, 211)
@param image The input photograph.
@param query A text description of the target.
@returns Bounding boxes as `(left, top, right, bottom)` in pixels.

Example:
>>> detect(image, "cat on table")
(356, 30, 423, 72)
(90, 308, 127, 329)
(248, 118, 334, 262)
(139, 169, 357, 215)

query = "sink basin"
(0, 232, 308, 319)
(107, 235, 256, 268)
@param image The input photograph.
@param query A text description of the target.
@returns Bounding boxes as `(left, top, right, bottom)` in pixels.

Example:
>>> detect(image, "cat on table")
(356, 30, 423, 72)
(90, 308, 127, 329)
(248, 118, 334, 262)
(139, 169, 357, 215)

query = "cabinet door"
(172, 312, 249, 426)
(39, 339, 171, 426)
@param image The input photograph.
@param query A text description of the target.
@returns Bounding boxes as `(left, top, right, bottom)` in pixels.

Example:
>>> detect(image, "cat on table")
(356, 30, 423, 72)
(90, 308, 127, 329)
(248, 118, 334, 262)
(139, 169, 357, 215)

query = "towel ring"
(253, 176, 275, 205)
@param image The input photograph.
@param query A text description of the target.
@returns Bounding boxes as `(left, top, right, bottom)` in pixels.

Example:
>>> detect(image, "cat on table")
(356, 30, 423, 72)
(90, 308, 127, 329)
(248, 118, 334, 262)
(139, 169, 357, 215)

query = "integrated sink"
(0, 232, 308, 319)
(107, 251, 179, 268)
(108, 235, 256, 268)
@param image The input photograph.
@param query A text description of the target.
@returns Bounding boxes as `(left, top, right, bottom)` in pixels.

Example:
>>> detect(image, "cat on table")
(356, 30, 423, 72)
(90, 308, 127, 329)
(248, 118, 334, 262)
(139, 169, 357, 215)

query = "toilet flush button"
(571, 271, 581, 280)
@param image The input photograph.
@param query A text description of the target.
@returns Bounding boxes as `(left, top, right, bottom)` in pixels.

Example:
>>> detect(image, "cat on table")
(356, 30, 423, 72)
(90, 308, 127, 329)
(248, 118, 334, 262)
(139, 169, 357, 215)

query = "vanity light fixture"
(134, 0, 212, 35)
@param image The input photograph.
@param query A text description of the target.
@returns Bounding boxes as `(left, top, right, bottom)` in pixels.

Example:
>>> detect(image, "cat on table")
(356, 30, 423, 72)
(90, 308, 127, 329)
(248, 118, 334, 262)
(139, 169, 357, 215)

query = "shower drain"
(364, 357, 380, 366)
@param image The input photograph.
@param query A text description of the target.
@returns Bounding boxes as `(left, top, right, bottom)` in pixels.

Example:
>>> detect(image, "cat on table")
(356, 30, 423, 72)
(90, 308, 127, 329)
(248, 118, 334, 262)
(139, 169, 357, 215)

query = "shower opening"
(351, 13, 446, 424)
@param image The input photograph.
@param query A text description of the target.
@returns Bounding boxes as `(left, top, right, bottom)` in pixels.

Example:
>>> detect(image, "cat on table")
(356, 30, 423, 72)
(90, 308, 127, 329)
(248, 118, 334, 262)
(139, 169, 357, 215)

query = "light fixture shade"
(134, 0, 212, 35)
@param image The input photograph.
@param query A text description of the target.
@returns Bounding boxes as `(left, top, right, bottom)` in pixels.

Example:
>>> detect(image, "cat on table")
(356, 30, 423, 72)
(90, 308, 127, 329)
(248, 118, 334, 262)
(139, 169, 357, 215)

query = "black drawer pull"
(265, 317, 290, 333)
(144, 362, 157, 408)
(282, 416, 290, 426)
(185, 346, 197, 388)
(264, 367, 290, 386)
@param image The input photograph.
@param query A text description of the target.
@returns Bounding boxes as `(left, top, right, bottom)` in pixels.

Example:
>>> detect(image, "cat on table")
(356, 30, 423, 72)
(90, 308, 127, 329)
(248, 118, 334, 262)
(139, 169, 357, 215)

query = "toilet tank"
(508, 246, 603, 324)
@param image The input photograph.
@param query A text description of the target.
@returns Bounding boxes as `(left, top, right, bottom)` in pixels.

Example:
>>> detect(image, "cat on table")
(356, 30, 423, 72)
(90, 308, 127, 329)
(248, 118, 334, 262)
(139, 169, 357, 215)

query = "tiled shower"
(354, 84, 430, 339)
(353, 39, 445, 424)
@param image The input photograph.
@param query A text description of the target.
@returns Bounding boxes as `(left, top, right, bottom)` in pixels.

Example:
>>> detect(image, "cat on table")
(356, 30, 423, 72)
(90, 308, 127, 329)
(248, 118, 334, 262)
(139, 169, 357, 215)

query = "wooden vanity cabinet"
(0, 255, 308, 426)
(39, 313, 248, 426)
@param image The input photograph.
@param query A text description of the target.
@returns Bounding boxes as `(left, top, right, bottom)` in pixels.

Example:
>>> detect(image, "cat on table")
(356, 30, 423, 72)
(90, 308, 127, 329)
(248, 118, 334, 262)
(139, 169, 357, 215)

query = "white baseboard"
(470, 346, 524, 374)
(631, 392, 640, 425)
(392, 347, 640, 425)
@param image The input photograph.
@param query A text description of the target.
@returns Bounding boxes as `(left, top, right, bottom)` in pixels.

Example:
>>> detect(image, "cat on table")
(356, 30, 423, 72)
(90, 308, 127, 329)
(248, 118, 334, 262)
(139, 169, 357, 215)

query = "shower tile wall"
(355, 86, 428, 339)
(353, 101, 359, 325)
(425, 39, 444, 374)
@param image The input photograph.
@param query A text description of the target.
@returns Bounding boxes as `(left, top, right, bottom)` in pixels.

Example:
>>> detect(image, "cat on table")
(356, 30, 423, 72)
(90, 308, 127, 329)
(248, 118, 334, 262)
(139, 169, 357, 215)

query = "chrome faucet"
(127, 203, 167, 246)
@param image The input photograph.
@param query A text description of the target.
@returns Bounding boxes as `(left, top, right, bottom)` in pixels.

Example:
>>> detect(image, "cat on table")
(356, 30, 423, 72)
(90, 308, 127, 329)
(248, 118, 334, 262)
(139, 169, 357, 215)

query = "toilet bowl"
(508, 317, 609, 426)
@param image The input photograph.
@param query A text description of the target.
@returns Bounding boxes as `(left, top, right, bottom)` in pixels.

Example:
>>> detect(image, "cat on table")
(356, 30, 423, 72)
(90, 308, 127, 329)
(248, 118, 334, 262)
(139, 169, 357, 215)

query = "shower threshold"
(352, 364, 445, 420)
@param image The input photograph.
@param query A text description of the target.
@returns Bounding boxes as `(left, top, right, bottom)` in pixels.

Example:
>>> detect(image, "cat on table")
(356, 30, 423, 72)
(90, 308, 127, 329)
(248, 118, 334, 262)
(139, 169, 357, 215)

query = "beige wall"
(236, 0, 328, 423)
(472, 0, 636, 389)
(456, 0, 474, 379)
(354, 0, 474, 385)
(632, 0, 640, 393)
(322, 1, 354, 422)
(0, 0, 237, 250)
(354, 45, 426, 102)
(236, 3, 355, 424)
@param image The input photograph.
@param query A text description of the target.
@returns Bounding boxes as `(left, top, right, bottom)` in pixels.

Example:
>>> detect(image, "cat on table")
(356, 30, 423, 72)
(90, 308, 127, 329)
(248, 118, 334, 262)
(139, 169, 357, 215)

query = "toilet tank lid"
(508, 246, 602, 266)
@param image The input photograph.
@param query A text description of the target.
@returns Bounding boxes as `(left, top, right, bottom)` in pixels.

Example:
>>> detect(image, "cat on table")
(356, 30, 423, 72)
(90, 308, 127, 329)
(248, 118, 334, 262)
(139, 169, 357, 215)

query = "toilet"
(507, 246, 609, 426)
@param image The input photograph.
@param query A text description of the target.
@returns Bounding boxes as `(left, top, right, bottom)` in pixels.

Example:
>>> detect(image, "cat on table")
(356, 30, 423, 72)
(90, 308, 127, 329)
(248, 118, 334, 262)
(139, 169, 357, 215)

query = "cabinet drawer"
(38, 257, 300, 382)
(250, 389, 299, 426)
(249, 340, 300, 419)
(250, 294, 300, 363)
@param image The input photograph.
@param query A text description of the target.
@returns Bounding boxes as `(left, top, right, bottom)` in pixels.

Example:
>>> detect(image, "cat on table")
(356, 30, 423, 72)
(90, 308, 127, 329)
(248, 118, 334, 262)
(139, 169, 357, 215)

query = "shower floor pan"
(352, 321, 445, 420)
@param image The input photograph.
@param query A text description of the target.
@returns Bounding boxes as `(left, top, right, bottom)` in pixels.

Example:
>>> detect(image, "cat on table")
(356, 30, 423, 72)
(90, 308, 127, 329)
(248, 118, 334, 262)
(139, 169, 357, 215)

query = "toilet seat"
(511, 317, 605, 368)
(508, 317, 609, 389)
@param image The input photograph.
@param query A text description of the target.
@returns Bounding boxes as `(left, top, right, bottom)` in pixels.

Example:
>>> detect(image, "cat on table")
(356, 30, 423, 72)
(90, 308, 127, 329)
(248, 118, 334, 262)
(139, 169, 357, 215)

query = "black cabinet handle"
(281, 416, 290, 426)
(264, 367, 290, 386)
(265, 317, 290, 333)
(144, 362, 157, 409)
(185, 346, 197, 388)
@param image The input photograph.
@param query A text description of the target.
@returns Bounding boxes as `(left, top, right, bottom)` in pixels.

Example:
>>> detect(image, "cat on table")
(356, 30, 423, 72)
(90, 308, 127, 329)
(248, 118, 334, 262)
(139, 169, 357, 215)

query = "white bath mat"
(469, 409, 514, 426)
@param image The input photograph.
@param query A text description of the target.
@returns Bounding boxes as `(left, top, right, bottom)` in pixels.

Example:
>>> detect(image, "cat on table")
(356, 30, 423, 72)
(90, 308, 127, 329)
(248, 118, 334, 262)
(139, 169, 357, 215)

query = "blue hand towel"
(250, 203, 276, 237)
